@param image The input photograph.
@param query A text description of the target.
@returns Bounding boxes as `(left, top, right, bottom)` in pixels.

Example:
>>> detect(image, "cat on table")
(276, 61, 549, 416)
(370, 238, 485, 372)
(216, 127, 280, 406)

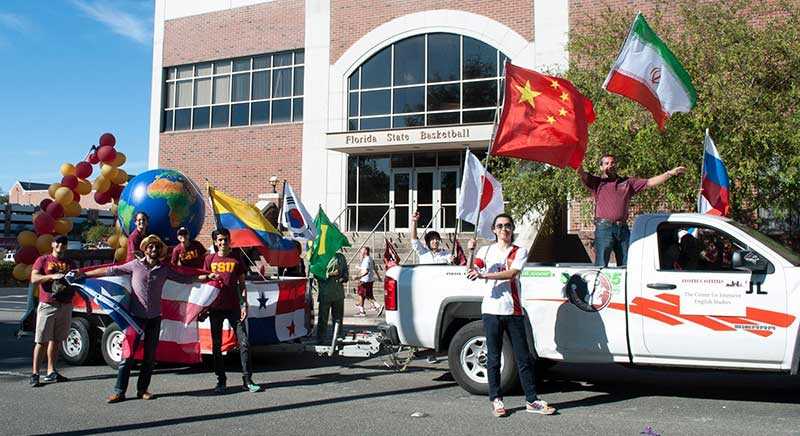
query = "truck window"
(657, 223, 745, 272)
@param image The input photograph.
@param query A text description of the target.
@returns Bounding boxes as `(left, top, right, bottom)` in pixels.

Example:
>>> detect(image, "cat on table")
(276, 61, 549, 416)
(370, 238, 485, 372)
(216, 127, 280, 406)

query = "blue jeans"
(482, 314, 538, 403)
(115, 316, 161, 395)
(594, 222, 630, 266)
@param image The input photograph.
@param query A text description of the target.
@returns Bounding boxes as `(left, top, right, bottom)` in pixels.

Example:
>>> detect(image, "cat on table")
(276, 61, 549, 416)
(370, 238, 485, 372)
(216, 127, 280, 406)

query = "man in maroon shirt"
(29, 235, 75, 387)
(577, 154, 685, 266)
(204, 228, 260, 394)
(171, 227, 207, 268)
(126, 212, 150, 261)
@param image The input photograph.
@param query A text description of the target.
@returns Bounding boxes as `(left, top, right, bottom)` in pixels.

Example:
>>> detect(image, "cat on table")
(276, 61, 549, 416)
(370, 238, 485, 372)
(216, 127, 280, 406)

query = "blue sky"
(0, 0, 153, 194)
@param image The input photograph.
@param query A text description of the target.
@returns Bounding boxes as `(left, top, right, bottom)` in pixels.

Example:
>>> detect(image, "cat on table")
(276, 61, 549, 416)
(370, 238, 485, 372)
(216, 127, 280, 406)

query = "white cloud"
(71, 0, 151, 45)
(0, 13, 32, 34)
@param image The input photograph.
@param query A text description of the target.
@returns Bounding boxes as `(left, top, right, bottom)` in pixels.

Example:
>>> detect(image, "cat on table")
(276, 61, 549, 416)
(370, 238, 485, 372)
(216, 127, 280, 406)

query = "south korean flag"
(280, 182, 316, 240)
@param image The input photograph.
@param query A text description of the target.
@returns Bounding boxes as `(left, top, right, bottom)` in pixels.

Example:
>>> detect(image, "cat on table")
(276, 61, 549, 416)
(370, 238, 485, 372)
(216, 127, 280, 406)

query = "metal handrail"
(348, 206, 393, 265)
(331, 207, 348, 229)
(403, 206, 444, 264)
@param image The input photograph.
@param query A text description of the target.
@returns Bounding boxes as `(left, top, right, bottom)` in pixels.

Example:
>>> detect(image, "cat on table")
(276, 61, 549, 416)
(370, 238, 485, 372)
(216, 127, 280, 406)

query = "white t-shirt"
(411, 239, 452, 264)
(475, 243, 528, 315)
(359, 256, 374, 283)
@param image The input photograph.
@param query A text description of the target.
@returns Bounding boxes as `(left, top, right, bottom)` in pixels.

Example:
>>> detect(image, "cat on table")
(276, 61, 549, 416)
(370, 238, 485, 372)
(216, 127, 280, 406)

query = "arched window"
(347, 33, 508, 131)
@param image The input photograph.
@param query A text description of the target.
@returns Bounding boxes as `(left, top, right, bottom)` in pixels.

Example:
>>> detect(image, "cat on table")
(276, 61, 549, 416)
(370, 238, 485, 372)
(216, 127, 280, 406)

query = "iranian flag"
(603, 13, 696, 130)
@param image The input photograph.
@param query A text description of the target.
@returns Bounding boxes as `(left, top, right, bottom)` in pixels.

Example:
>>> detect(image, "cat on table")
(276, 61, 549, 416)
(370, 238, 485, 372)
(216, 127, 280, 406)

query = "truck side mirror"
(732, 249, 771, 274)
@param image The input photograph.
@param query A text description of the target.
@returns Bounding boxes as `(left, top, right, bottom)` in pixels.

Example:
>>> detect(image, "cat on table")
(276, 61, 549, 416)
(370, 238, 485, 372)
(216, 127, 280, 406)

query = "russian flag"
(698, 129, 731, 216)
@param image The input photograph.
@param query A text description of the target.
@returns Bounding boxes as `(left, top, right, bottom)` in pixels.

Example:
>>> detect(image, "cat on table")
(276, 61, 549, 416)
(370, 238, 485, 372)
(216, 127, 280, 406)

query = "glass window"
(251, 101, 269, 124)
(162, 110, 173, 131)
(347, 157, 358, 203)
(348, 92, 359, 117)
(211, 105, 229, 128)
(196, 62, 212, 76)
(213, 76, 230, 104)
(177, 65, 193, 79)
(273, 68, 291, 97)
(463, 109, 495, 124)
(233, 57, 250, 72)
(292, 98, 303, 121)
(295, 51, 304, 64)
(174, 108, 191, 130)
(463, 36, 497, 79)
(438, 151, 462, 166)
(192, 107, 210, 129)
(348, 119, 358, 131)
(253, 55, 269, 69)
(272, 99, 291, 123)
(232, 73, 250, 102)
(415, 152, 436, 167)
(427, 83, 460, 111)
(176, 80, 192, 107)
(349, 70, 359, 90)
(357, 206, 389, 231)
(360, 117, 390, 130)
(165, 82, 175, 108)
(274, 52, 293, 67)
(393, 87, 424, 113)
(393, 35, 424, 85)
(391, 154, 412, 168)
(361, 90, 390, 116)
(428, 112, 459, 125)
(358, 156, 390, 203)
(194, 78, 211, 106)
(463, 80, 497, 108)
(427, 33, 460, 82)
(360, 46, 390, 89)
(231, 103, 249, 126)
(252, 71, 270, 100)
(293, 67, 304, 95)
(166, 67, 176, 80)
(393, 115, 424, 128)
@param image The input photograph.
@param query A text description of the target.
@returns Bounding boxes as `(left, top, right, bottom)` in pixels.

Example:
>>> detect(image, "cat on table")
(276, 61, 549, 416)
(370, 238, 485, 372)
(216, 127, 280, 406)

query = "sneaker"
(492, 398, 507, 417)
(354, 312, 367, 317)
(106, 393, 125, 404)
(244, 382, 261, 393)
(29, 374, 40, 388)
(376, 305, 385, 316)
(213, 383, 226, 394)
(137, 391, 154, 400)
(43, 372, 69, 383)
(526, 400, 556, 415)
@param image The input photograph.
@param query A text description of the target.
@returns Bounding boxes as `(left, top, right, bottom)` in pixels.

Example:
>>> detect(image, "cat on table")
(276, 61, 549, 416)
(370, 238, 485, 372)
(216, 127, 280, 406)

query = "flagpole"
(697, 129, 708, 212)
(205, 179, 222, 231)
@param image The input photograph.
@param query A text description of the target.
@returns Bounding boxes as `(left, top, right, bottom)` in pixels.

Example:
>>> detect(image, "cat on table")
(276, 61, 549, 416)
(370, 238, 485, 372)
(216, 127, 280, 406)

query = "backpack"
(337, 254, 350, 283)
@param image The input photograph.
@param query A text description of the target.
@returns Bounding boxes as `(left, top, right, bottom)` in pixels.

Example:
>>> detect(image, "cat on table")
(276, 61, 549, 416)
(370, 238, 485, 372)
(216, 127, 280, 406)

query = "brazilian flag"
(309, 207, 351, 280)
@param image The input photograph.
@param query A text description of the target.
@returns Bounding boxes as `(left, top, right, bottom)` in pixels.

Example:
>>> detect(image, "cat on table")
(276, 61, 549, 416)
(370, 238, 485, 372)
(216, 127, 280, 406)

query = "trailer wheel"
(60, 317, 92, 365)
(101, 322, 125, 369)
(447, 320, 517, 395)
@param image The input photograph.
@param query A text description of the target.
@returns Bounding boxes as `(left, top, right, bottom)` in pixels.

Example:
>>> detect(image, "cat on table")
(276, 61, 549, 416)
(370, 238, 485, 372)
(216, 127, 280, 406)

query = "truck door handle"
(647, 283, 677, 290)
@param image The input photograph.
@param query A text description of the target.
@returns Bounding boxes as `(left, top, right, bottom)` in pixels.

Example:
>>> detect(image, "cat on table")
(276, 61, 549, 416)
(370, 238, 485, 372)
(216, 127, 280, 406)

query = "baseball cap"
(177, 227, 189, 236)
(54, 235, 69, 245)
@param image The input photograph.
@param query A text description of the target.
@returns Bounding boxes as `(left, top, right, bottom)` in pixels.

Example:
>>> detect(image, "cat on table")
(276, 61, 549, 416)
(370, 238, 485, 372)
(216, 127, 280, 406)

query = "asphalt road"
(2, 286, 800, 435)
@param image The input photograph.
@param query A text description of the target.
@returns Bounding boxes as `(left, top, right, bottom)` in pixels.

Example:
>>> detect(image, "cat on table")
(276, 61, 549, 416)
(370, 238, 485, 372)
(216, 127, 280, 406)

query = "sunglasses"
(494, 223, 514, 230)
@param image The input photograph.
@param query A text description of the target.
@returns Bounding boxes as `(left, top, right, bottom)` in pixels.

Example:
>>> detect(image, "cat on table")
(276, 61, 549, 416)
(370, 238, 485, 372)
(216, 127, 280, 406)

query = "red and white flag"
(457, 151, 504, 239)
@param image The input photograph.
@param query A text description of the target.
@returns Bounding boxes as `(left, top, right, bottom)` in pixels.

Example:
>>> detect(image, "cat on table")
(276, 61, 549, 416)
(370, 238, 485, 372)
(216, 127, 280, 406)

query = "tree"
(0, 186, 7, 205)
(497, 0, 800, 229)
(82, 223, 114, 245)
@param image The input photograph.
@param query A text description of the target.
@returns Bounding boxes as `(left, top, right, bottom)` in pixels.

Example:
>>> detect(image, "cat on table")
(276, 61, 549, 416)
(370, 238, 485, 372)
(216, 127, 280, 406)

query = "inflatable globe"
(117, 169, 205, 245)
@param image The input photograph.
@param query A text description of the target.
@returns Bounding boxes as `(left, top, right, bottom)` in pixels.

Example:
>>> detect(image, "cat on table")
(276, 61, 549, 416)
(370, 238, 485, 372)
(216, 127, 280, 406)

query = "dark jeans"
(594, 222, 630, 267)
(209, 310, 252, 384)
(316, 298, 344, 341)
(115, 316, 161, 395)
(482, 314, 538, 403)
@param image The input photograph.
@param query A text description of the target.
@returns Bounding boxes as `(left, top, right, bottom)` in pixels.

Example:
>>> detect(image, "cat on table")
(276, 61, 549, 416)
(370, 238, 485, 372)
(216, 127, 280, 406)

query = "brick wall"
(162, 0, 305, 67)
(329, 0, 534, 63)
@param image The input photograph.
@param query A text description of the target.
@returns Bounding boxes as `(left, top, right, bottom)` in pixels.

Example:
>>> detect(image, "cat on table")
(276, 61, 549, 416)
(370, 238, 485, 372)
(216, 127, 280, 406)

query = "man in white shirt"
(410, 210, 454, 264)
(467, 213, 556, 418)
(353, 246, 383, 316)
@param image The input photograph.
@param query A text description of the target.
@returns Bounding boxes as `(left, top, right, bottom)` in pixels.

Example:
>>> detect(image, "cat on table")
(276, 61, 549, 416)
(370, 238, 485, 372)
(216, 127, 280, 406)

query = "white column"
(147, 0, 166, 169)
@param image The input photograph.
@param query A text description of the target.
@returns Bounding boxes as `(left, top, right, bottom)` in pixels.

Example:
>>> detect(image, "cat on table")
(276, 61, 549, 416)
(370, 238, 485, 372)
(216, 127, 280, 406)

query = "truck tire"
(448, 320, 517, 395)
(101, 322, 125, 369)
(60, 317, 93, 365)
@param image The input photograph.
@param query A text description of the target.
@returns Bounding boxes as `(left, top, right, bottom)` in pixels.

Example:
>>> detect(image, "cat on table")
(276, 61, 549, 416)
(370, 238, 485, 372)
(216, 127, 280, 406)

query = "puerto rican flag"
(698, 129, 731, 216)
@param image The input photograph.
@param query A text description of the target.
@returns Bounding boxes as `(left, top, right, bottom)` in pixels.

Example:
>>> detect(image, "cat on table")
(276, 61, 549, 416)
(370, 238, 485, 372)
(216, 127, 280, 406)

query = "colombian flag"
(208, 186, 299, 267)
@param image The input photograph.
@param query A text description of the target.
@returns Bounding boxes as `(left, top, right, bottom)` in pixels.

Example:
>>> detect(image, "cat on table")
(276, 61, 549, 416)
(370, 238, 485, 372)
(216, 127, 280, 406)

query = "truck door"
(635, 218, 788, 365)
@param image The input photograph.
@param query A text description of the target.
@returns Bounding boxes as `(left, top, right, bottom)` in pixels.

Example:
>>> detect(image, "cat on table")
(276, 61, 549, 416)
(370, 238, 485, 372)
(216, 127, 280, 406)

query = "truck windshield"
(730, 221, 800, 266)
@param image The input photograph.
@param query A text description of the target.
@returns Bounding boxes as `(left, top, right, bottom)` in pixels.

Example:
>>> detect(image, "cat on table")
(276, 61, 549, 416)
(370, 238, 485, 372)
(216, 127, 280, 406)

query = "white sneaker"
(526, 399, 556, 415)
(354, 312, 367, 317)
(492, 398, 507, 417)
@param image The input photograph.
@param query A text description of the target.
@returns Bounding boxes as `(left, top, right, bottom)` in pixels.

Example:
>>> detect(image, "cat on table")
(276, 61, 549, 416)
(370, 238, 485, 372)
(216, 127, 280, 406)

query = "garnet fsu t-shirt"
(32, 254, 76, 304)
(171, 241, 207, 268)
(204, 253, 245, 311)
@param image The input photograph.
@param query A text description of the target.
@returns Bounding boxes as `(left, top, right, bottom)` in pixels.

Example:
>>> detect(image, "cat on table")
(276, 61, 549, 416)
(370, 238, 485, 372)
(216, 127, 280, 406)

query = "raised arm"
(646, 166, 686, 188)
(410, 210, 420, 241)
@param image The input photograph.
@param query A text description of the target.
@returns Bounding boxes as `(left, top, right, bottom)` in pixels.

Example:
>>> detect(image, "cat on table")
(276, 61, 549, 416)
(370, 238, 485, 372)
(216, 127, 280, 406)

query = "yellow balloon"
(17, 230, 37, 248)
(107, 233, 119, 247)
(54, 187, 74, 206)
(60, 163, 76, 177)
(118, 235, 128, 249)
(114, 247, 126, 262)
(111, 169, 128, 185)
(54, 219, 73, 235)
(76, 179, 92, 195)
(12, 263, 30, 281)
(93, 176, 110, 193)
(110, 152, 126, 167)
(48, 183, 61, 199)
(101, 164, 115, 178)
(36, 234, 54, 254)
(64, 202, 82, 217)
(109, 204, 118, 215)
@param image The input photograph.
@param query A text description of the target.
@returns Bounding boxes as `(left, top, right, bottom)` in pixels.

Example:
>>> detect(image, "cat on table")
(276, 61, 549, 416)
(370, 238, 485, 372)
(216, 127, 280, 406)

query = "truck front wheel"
(101, 323, 125, 369)
(447, 320, 517, 395)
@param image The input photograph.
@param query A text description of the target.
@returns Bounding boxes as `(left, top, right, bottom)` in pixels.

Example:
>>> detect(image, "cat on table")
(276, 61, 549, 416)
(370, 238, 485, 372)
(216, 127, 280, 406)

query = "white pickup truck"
(379, 213, 800, 394)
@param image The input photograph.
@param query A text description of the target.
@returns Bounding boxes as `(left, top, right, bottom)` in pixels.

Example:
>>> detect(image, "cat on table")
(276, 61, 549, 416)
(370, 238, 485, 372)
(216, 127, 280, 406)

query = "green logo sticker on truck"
(522, 269, 554, 278)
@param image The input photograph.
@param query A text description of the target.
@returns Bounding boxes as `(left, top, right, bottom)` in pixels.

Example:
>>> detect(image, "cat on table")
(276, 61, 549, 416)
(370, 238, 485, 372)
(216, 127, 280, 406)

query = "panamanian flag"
(280, 182, 316, 241)
(246, 279, 309, 345)
(698, 129, 731, 216)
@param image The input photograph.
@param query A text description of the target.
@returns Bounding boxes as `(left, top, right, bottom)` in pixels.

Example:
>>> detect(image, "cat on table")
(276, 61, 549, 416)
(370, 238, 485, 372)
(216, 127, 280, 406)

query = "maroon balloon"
(88, 152, 100, 165)
(34, 213, 55, 235)
(61, 175, 79, 190)
(39, 198, 53, 211)
(97, 145, 117, 164)
(46, 202, 64, 219)
(75, 161, 93, 179)
(109, 183, 124, 199)
(99, 133, 116, 147)
(71, 191, 81, 204)
(94, 190, 111, 205)
(14, 246, 39, 265)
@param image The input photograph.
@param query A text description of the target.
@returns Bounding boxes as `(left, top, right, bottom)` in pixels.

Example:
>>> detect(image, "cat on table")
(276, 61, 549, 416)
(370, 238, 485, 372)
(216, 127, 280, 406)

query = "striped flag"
(603, 13, 696, 130)
(698, 129, 731, 216)
(69, 275, 142, 335)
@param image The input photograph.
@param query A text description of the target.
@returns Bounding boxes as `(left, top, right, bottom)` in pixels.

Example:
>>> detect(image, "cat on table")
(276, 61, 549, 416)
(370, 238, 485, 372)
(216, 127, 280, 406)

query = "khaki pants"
(34, 302, 72, 343)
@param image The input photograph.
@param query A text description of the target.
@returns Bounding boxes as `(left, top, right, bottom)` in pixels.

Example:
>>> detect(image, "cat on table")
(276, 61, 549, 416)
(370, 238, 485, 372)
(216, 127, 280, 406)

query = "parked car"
(2, 251, 15, 263)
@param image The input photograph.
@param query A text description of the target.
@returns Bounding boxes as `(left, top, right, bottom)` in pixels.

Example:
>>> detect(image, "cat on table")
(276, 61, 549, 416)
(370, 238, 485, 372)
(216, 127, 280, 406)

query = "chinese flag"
(492, 63, 596, 169)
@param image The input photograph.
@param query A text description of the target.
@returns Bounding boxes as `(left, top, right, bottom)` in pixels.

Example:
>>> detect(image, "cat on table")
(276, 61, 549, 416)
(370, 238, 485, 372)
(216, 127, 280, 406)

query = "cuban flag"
(245, 279, 309, 345)
(698, 129, 731, 216)
(280, 182, 316, 241)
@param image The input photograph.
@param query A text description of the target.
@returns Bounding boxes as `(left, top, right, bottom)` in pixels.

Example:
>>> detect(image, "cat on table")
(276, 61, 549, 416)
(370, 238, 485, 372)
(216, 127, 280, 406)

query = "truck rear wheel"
(101, 322, 125, 369)
(447, 320, 517, 395)
(60, 317, 93, 365)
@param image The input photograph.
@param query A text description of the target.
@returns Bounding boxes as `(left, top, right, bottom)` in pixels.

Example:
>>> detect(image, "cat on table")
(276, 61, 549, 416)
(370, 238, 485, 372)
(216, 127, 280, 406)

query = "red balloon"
(39, 198, 53, 211)
(75, 161, 93, 179)
(14, 246, 39, 265)
(97, 145, 117, 164)
(109, 183, 124, 199)
(88, 152, 100, 165)
(45, 202, 64, 219)
(34, 212, 55, 235)
(61, 175, 78, 190)
(94, 190, 111, 205)
(99, 133, 116, 147)
(71, 191, 81, 204)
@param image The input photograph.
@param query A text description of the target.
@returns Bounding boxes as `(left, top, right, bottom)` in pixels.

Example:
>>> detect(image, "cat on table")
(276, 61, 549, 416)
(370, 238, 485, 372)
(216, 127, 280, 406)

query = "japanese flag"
(456, 151, 504, 239)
